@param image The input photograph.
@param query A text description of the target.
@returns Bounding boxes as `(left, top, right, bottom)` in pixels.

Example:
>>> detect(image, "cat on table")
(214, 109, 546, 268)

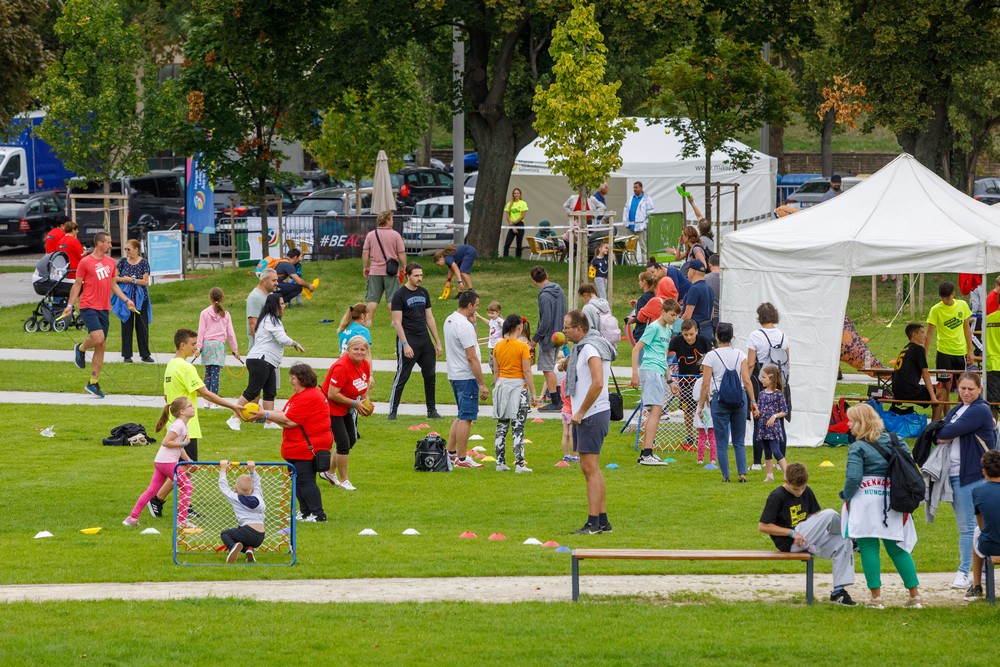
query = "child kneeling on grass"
(758, 462, 857, 606)
(219, 460, 265, 564)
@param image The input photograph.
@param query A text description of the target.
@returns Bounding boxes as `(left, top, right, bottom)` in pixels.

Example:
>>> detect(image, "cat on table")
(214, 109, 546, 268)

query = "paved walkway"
(0, 272, 39, 308)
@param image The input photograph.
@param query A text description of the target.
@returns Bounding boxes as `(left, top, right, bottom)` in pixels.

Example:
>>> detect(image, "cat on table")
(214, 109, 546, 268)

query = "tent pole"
(909, 273, 915, 316)
(919, 274, 925, 312)
(983, 265, 988, 402)
(871, 275, 876, 317)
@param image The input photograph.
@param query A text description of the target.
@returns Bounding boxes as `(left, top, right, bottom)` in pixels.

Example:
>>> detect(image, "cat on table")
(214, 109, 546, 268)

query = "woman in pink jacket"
(198, 288, 241, 397)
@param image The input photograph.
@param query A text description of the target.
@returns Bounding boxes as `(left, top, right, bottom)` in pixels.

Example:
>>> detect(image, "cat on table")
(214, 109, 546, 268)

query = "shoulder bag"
(301, 425, 331, 472)
(373, 229, 399, 277)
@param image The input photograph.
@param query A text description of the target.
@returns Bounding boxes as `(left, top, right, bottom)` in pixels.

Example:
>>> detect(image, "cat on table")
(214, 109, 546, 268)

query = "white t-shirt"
(702, 346, 747, 394)
(444, 311, 479, 381)
(488, 317, 504, 349)
(947, 404, 970, 476)
(155, 419, 188, 464)
(747, 327, 789, 378)
(571, 344, 611, 418)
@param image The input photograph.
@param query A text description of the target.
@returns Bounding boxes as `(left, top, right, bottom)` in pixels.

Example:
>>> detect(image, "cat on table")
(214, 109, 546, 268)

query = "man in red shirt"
(986, 275, 1000, 316)
(44, 222, 67, 254)
(62, 231, 134, 398)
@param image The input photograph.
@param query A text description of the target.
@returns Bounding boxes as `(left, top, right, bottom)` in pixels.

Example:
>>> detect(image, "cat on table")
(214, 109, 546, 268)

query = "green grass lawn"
(0, 401, 971, 585)
(0, 599, 996, 665)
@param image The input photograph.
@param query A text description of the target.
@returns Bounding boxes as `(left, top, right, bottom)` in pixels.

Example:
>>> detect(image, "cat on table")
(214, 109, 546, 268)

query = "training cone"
(140, 528, 160, 535)
(468, 434, 484, 441)
(428, 431, 440, 437)
(402, 528, 420, 535)
(469, 449, 486, 459)
(311, 278, 320, 289)
(482, 456, 496, 462)
(605, 463, 620, 470)
(664, 457, 676, 463)
(34, 531, 53, 539)
(523, 439, 533, 444)
(39, 426, 55, 438)
(472, 445, 486, 452)
(459, 531, 478, 539)
(408, 425, 421, 431)
(80, 527, 102, 535)
(820, 461, 835, 468)
(358, 528, 378, 536)
(554, 460, 570, 467)
(532, 418, 544, 423)
(419, 423, 431, 429)
(555, 546, 572, 553)
(542, 541, 560, 548)
(523, 537, 542, 545)
(488, 533, 506, 541)
(704, 463, 719, 470)
(182, 527, 203, 534)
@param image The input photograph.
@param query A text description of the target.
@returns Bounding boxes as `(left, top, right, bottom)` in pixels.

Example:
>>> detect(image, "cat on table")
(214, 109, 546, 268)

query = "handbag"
(414, 434, 450, 472)
(301, 426, 331, 472)
(374, 229, 399, 276)
(609, 367, 624, 422)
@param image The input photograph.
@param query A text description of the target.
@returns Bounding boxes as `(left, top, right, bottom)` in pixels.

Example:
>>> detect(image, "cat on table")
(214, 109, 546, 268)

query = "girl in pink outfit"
(693, 376, 717, 464)
(124, 397, 194, 526)
(198, 288, 241, 397)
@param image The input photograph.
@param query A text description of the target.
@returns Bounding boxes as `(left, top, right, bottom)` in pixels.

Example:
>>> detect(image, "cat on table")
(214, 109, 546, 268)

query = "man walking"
(62, 231, 134, 398)
(443, 291, 489, 468)
(530, 266, 567, 411)
(246, 268, 278, 347)
(388, 262, 443, 420)
(925, 281, 974, 395)
(363, 211, 406, 320)
(625, 181, 655, 263)
(564, 309, 617, 534)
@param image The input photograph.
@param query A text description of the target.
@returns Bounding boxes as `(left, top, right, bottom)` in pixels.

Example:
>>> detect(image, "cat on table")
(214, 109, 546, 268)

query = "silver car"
(785, 176, 864, 208)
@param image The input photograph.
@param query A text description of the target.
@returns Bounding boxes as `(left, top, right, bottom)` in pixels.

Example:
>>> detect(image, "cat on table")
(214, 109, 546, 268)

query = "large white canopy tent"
(509, 118, 777, 231)
(722, 153, 1000, 446)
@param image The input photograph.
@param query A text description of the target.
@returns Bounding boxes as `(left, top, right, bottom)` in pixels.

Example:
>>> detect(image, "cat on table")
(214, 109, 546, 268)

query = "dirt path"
(0, 572, 971, 606)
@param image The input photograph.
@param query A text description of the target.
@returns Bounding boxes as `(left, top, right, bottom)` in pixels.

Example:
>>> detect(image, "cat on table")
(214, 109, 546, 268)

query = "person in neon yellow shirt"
(985, 307, 1000, 418)
(502, 188, 529, 258)
(925, 281, 974, 394)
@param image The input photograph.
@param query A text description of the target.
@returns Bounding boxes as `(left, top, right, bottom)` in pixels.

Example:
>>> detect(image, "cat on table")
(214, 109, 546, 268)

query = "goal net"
(172, 462, 296, 566)
(631, 373, 701, 453)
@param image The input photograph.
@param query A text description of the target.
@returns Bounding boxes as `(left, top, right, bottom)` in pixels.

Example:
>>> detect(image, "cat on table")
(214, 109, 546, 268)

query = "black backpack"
(102, 422, 155, 446)
(414, 434, 450, 472)
(868, 433, 924, 523)
(713, 350, 745, 409)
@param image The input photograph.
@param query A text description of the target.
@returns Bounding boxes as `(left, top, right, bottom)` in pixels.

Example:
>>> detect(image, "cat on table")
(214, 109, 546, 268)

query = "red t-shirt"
(77, 254, 118, 311)
(45, 227, 65, 254)
(321, 356, 371, 417)
(57, 235, 84, 277)
(280, 387, 333, 460)
(987, 290, 999, 316)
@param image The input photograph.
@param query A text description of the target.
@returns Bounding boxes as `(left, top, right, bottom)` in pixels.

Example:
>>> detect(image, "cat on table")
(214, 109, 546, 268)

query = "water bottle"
(864, 350, 872, 370)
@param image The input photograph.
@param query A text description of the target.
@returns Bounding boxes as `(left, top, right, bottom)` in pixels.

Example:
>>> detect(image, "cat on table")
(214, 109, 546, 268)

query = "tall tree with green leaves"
(533, 1, 633, 285)
(647, 23, 797, 223)
(0, 0, 54, 136)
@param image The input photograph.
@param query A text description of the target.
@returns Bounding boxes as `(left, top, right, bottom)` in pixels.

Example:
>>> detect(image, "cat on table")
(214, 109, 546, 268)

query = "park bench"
(570, 549, 815, 603)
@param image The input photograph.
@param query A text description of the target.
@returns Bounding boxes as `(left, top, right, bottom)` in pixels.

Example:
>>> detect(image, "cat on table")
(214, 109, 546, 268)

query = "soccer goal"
(630, 374, 700, 453)
(172, 462, 297, 566)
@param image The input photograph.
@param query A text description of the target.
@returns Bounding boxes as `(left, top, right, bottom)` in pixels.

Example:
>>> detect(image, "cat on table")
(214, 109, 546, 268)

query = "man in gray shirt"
(705, 253, 721, 330)
(246, 269, 278, 347)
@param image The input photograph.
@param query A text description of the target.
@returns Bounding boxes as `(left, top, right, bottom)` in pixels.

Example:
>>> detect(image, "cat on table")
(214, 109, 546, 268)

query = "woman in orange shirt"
(492, 314, 539, 473)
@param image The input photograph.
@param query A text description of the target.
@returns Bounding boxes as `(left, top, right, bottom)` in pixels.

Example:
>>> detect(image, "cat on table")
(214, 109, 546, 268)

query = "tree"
(35, 0, 170, 242)
(533, 1, 633, 287)
(307, 52, 426, 212)
(0, 0, 54, 135)
(647, 24, 797, 223)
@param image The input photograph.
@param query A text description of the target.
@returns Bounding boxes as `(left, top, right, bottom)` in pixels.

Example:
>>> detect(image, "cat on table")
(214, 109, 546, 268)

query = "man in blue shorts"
(444, 290, 489, 469)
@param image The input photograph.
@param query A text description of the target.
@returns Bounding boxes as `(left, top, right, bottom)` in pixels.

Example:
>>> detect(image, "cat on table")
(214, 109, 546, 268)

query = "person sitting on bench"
(758, 462, 857, 606)
(893, 323, 947, 421)
(966, 450, 1000, 601)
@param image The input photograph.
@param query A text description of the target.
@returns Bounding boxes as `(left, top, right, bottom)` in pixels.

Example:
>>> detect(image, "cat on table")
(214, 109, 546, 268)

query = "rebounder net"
(628, 373, 702, 453)
(172, 462, 296, 566)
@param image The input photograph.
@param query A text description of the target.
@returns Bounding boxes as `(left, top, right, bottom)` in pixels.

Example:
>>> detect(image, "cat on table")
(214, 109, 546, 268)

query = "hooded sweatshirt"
(582, 297, 612, 333)
(198, 305, 240, 354)
(218, 470, 266, 527)
(566, 331, 618, 397)
(638, 277, 677, 323)
(533, 282, 567, 344)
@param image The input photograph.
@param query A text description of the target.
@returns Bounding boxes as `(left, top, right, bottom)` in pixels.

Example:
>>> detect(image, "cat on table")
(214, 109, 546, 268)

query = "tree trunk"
(703, 150, 712, 225)
(416, 114, 433, 167)
(897, 100, 949, 177)
(820, 109, 835, 177)
(465, 115, 523, 255)
(258, 177, 270, 258)
(769, 124, 785, 174)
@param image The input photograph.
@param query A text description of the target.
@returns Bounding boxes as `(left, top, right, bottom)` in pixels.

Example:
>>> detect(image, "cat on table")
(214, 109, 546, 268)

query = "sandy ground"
(0, 572, 976, 606)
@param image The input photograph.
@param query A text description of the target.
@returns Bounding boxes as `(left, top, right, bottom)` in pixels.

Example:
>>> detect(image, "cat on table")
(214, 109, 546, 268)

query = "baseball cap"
(687, 259, 707, 273)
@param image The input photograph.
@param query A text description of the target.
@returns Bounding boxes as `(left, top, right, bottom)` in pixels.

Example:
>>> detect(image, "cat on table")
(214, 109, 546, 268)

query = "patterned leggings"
(494, 389, 529, 466)
(204, 365, 221, 395)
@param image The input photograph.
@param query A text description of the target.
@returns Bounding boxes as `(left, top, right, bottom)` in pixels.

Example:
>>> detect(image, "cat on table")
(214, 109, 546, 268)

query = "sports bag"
(414, 434, 451, 472)
(102, 422, 155, 446)
(868, 433, 924, 520)
(828, 398, 850, 434)
(713, 350, 745, 409)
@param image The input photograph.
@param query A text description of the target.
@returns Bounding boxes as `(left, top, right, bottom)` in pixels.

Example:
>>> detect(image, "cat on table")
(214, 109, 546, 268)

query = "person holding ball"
(319, 335, 373, 491)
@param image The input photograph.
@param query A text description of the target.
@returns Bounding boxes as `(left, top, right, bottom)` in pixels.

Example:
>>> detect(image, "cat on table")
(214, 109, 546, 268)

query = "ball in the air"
(242, 402, 261, 420)
(551, 331, 567, 346)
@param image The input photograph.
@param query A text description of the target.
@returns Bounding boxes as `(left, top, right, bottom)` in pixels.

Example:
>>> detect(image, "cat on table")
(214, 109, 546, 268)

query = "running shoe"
(147, 497, 164, 518)
(454, 458, 483, 468)
(227, 543, 243, 563)
(339, 480, 357, 491)
(73, 343, 85, 369)
(829, 589, 857, 606)
(122, 516, 139, 527)
(638, 454, 668, 466)
(319, 471, 341, 488)
(514, 463, 533, 474)
(572, 523, 601, 535)
(964, 584, 984, 602)
(226, 415, 242, 431)
(496, 463, 511, 472)
(245, 549, 256, 564)
(85, 382, 105, 398)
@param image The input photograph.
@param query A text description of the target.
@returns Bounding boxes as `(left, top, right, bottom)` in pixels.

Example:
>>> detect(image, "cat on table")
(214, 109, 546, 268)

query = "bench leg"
(987, 559, 996, 606)
(806, 557, 814, 606)
(572, 556, 580, 602)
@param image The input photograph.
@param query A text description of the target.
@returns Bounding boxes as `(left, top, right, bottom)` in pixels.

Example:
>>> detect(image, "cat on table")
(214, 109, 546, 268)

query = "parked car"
(0, 190, 68, 250)
(403, 153, 447, 171)
(288, 171, 353, 202)
(213, 179, 296, 219)
(291, 188, 372, 216)
(402, 195, 473, 253)
(464, 172, 477, 195)
(973, 178, 1000, 206)
(69, 172, 183, 245)
(784, 176, 864, 208)
(396, 167, 455, 209)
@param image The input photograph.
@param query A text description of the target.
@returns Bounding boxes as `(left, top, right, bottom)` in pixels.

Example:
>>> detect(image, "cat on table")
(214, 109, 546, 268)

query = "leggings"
(204, 365, 221, 395)
(761, 438, 785, 462)
(494, 388, 529, 466)
(331, 413, 357, 456)
(131, 461, 190, 521)
(856, 537, 919, 590)
(697, 428, 717, 462)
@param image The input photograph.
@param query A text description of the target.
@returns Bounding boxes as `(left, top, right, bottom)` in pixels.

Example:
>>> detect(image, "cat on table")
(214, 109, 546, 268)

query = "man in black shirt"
(758, 463, 856, 606)
(892, 323, 946, 420)
(388, 262, 443, 420)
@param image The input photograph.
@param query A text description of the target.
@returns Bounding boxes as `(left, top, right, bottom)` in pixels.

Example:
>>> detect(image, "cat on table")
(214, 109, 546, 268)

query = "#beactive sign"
(312, 216, 399, 260)
(147, 230, 183, 276)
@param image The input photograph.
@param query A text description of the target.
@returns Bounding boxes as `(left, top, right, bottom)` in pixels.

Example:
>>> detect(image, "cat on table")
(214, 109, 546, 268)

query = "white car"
(464, 172, 477, 195)
(403, 195, 474, 253)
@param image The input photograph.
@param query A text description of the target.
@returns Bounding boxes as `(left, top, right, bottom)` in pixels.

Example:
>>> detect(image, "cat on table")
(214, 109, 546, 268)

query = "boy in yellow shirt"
(925, 281, 973, 394)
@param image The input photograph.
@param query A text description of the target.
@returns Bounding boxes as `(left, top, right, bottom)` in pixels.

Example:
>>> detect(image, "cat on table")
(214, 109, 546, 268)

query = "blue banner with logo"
(185, 154, 215, 233)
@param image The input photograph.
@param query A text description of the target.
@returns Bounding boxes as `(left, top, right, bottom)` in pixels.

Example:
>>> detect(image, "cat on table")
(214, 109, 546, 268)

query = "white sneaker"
(263, 421, 281, 430)
(952, 570, 970, 589)
(496, 463, 511, 472)
(514, 463, 533, 473)
(299, 514, 318, 523)
(319, 471, 341, 488)
(226, 415, 241, 431)
(638, 454, 669, 466)
(339, 480, 357, 491)
(750, 464, 762, 471)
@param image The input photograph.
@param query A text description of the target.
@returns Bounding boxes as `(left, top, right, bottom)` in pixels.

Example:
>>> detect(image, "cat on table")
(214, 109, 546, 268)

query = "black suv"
(213, 179, 296, 219)
(397, 167, 454, 209)
(0, 190, 68, 250)
(69, 172, 184, 245)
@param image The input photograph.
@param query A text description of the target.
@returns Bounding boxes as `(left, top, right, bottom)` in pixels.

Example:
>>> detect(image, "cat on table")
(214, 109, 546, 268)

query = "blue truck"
(0, 111, 75, 197)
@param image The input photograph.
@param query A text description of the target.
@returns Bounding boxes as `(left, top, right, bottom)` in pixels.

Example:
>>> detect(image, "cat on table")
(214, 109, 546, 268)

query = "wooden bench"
(571, 549, 815, 603)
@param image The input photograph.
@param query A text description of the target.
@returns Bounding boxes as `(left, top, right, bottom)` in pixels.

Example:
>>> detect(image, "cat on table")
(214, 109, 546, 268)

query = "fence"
(624, 372, 706, 454)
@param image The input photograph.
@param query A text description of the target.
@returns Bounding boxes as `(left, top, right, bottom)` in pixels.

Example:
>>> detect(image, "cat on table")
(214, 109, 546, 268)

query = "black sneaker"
(830, 589, 857, 606)
(147, 497, 164, 518)
(427, 410, 443, 419)
(538, 403, 562, 412)
(140, 356, 155, 363)
(572, 523, 602, 535)
(964, 584, 984, 602)
(599, 523, 613, 533)
(387, 413, 397, 421)
(187, 506, 201, 518)
(122, 357, 133, 363)
(73, 343, 86, 369)
(84, 382, 105, 398)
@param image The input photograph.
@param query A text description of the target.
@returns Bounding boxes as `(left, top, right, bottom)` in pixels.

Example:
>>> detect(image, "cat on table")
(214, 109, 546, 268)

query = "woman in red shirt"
(57, 221, 84, 278)
(319, 335, 373, 491)
(259, 363, 333, 522)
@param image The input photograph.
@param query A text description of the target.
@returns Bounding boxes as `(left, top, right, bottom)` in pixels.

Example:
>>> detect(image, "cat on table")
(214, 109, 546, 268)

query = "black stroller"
(25, 251, 84, 333)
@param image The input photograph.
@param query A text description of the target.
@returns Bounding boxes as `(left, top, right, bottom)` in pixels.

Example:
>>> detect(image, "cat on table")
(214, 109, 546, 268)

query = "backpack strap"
(866, 438, 892, 462)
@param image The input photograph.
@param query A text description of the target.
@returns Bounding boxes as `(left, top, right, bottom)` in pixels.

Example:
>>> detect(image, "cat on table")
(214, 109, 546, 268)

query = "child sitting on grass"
(218, 460, 266, 564)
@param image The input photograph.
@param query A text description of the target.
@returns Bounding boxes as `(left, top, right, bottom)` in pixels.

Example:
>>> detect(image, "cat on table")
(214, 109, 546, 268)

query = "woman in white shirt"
(747, 302, 791, 471)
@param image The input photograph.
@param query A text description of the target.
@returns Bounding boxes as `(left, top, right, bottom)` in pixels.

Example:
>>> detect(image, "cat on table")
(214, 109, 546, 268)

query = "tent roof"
(724, 154, 1000, 274)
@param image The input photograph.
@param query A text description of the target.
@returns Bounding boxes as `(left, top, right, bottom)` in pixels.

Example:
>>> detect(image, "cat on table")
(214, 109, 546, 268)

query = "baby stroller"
(25, 251, 84, 333)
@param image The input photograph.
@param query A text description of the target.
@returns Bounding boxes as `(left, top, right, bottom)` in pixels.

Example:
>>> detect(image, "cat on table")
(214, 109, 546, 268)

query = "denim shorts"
(450, 378, 480, 421)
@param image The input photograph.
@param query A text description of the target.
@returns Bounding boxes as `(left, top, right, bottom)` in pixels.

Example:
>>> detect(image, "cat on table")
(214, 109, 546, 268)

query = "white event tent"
(722, 153, 1000, 446)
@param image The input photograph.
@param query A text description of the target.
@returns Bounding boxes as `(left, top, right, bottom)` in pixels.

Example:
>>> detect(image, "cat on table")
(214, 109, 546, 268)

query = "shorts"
(936, 352, 966, 383)
(572, 409, 610, 454)
(561, 411, 573, 425)
(639, 369, 665, 407)
(536, 342, 558, 372)
(456, 248, 477, 274)
(450, 378, 480, 421)
(988, 372, 1000, 404)
(365, 274, 399, 303)
(892, 383, 931, 402)
(974, 525, 1000, 558)
(80, 308, 109, 336)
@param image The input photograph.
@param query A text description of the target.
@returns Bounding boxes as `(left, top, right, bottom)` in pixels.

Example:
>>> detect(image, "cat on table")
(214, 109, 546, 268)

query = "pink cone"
(554, 460, 570, 467)
(459, 531, 477, 539)
(488, 533, 506, 541)
(542, 541, 560, 548)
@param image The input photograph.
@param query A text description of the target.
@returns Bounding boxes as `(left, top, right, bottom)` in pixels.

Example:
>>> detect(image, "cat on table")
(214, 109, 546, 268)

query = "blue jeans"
(950, 475, 987, 574)
(711, 393, 747, 480)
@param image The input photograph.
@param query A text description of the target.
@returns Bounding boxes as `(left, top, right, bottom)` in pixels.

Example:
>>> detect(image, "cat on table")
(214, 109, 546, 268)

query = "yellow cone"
(80, 527, 102, 535)
(311, 278, 320, 289)
(820, 461, 835, 468)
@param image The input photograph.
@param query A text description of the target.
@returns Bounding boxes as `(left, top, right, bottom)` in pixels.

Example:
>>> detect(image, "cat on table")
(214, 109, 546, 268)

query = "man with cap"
(820, 174, 842, 202)
(681, 259, 715, 343)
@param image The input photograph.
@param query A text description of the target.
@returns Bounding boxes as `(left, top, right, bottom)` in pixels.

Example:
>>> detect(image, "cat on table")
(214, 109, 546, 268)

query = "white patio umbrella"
(371, 150, 397, 214)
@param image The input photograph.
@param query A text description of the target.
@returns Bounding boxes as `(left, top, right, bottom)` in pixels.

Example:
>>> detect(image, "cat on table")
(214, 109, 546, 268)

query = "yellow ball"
(551, 331, 567, 346)
(242, 402, 261, 420)
(361, 399, 374, 415)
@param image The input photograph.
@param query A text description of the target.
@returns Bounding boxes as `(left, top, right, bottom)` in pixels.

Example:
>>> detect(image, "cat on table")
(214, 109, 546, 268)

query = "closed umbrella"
(371, 150, 397, 214)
